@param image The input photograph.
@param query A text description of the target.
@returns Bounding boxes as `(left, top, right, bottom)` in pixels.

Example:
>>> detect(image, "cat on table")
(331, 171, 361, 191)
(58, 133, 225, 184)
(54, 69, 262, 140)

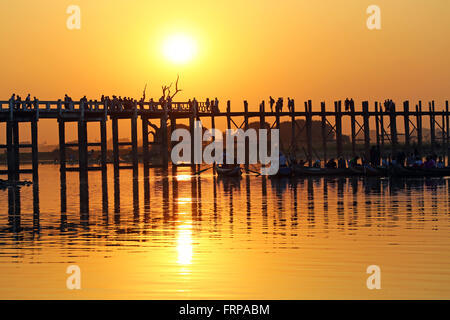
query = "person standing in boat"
(338, 157, 347, 169)
(220, 151, 236, 169)
(288, 153, 297, 166)
(297, 159, 306, 168)
(437, 156, 445, 168)
(424, 156, 436, 169)
(370, 146, 381, 167)
(349, 156, 360, 168)
(325, 158, 337, 169)
(279, 152, 287, 167)
(313, 160, 321, 168)
(396, 151, 406, 167)
(412, 156, 423, 168)
(406, 153, 415, 167)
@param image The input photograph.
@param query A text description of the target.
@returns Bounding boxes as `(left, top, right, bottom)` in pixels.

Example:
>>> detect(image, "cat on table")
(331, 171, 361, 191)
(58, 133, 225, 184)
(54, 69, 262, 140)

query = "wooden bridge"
(1, 97, 449, 216)
(1, 98, 450, 185)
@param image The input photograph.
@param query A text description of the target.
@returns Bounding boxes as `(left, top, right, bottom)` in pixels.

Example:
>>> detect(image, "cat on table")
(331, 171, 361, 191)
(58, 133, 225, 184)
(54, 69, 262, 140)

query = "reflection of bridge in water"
(3, 164, 449, 240)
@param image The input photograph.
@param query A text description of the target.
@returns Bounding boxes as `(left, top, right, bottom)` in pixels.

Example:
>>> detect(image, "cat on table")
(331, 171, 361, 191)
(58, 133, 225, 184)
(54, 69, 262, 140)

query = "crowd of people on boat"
(286, 149, 446, 170)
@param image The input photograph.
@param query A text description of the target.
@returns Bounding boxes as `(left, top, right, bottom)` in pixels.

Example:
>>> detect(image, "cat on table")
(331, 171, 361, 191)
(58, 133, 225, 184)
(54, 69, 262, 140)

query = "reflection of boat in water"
(216, 165, 242, 177)
(0, 179, 32, 189)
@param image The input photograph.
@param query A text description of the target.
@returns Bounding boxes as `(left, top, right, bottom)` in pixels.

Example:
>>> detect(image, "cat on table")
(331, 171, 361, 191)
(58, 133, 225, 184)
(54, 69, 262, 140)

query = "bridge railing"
(0, 100, 107, 112)
(0, 99, 219, 113)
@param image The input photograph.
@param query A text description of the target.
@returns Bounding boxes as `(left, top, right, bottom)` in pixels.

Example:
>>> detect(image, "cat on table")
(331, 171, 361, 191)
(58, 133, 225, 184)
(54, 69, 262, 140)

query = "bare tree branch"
(170, 75, 182, 99)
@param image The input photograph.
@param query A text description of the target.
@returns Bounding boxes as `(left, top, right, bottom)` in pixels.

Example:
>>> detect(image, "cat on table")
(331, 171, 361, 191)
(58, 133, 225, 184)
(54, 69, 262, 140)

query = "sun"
(162, 34, 197, 64)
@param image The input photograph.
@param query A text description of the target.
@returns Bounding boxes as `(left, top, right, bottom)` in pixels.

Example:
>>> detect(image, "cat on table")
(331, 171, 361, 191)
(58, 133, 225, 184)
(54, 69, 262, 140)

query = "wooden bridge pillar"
(170, 114, 177, 165)
(259, 100, 266, 163)
(226, 100, 231, 130)
(244, 100, 249, 171)
(416, 101, 423, 154)
(275, 101, 281, 130)
(6, 119, 14, 182)
(131, 105, 139, 175)
(442, 108, 446, 162)
(58, 119, 67, 212)
(12, 121, 20, 181)
(389, 102, 398, 154)
(320, 102, 327, 163)
(305, 100, 313, 166)
(290, 100, 296, 159)
(446, 101, 449, 165)
(210, 108, 216, 173)
(112, 117, 120, 182)
(403, 101, 410, 151)
(350, 101, 356, 156)
(375, 102, 380, 149)
(362, 101, 370, 159)
(31, 117, 39, 184)
(259, 100, 265, 128)
(429, 101, 436, 154)
(141, 115, 149, 178)
(189, 101, 197, 167)
(160, 103, 169, 168)
(100, 118, 108, 211)
(77, 118, 89, 213)
(226, 101, 231, 164)
(334, 101, 343, 158)
(31, 114, 39, 214)
(379, 102, 385, 151)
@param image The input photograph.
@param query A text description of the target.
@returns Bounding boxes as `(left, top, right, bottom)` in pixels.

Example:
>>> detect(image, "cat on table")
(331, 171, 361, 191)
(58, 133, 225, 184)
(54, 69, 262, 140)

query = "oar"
(245, 166, 261, 176)
(193, 166, 213, 175)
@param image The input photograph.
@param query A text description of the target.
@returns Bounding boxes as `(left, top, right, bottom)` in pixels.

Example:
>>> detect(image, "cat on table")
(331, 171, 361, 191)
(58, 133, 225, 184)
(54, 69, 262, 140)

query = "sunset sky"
(0, 0, 449, 144)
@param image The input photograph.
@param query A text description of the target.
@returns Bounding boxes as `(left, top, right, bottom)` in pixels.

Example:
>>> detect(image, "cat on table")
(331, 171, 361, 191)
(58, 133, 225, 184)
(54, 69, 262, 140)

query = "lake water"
(0, 164, 449, 299)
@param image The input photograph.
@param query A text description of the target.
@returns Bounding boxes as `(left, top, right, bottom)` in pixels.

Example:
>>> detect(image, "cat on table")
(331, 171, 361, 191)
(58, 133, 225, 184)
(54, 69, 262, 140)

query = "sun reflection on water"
(177, 224, 193, 268)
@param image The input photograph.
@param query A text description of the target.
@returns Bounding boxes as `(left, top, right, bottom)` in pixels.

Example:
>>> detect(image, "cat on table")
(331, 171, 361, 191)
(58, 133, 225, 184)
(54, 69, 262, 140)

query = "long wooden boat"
(390, 166, 450, 177)
(349, 165, 387, 177)
(293, 166, 354, 177)
(216, 165, 242, 177)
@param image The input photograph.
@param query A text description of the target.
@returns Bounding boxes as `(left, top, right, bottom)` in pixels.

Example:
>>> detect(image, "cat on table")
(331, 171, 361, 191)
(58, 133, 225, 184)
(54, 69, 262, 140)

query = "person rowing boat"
(216, 152, 242, 177)
(269, 152, 292, 178)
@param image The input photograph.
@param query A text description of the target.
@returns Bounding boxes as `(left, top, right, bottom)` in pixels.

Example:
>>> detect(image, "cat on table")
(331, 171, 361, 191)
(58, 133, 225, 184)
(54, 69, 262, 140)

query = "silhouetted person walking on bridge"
(25, 94, 31, 109)
(269, 96, 275, 112)
(345, 98, 350, 111)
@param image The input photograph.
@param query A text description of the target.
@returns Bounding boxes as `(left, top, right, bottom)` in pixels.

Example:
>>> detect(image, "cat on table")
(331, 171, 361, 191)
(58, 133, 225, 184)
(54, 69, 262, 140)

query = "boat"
(269, 166, 292, 178)
(349, 165, 386, 177)
(216, 165, 242, 177)
(390, 166, 450, 178)
(289, 163, 450, 178)
(293, 166, 353, 177)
